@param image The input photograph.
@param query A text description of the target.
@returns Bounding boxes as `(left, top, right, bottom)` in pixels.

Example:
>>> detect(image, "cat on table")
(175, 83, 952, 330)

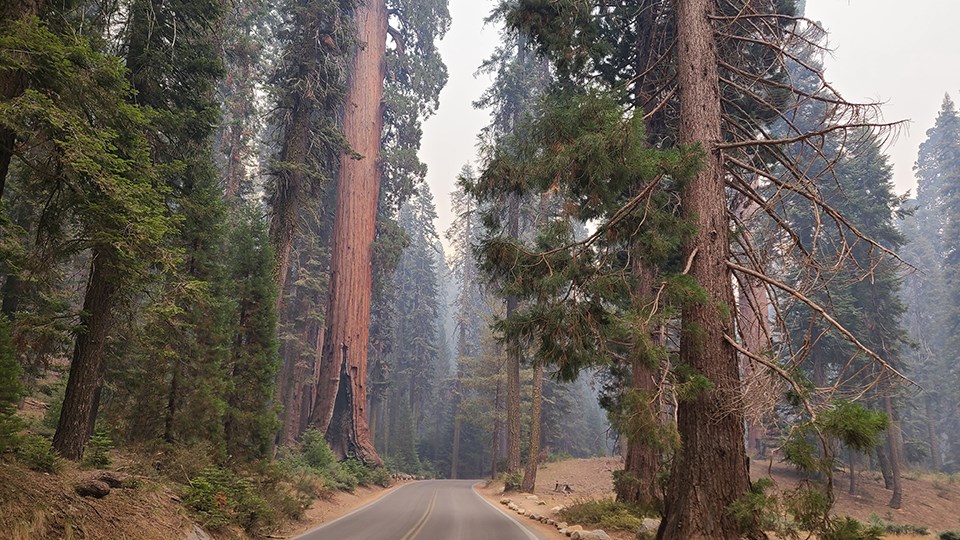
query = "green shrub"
(81, 430, 113, 468)
(184, 467, 271, 532)
(940, 532, 960, 540)
(820, 517, 883, 540)
(546, 452, 573, 463)
(501, 471, 522, 492)
(300, 429, 336, 470)
(0, 315, 22, 453)
(556, 499, 644, 531)
(16, 434, 63, 473)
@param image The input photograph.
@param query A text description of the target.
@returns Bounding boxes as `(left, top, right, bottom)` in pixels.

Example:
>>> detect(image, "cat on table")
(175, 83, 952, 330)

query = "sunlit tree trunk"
(521, 359, 543, 491)
(310, 0, 387, 467)
(506, 192, 522, 473)
(658, 0, 756, 537)
(883, 390, 903, 508)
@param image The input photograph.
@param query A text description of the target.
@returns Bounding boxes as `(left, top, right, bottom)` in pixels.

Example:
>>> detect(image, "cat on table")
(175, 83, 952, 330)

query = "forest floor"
(480, 456, 960, 540)
(0, 453, 401, 540)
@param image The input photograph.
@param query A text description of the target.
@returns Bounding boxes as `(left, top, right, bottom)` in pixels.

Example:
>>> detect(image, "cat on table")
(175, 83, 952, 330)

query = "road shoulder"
(474, 481, 566, 539)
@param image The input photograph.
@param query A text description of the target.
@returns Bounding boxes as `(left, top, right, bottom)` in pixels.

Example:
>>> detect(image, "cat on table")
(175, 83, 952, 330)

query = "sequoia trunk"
(309, 0, 386, 467)
(658, 0, 756, 538)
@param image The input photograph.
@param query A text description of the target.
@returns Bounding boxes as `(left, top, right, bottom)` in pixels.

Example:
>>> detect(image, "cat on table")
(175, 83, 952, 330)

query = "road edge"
(287, 481, 416, 539)
(471, 483, 553, 540)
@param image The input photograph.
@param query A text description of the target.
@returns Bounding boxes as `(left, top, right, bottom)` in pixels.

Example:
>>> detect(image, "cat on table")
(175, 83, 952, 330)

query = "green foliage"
(300, 429, 337, 470)
(501, 471, 523, 492)
(184, 467, 271, 532)
(556, 499, 645, 531)
(279, 430, 390, 492)
(0, 315, 22, 453)
(819, 401, 888, 452)
(940, 532, 960, 540)
(866, 514, 928, 536)
(81, 431, 113, 469)
(16, 434, 63, 473)
(820, 517, 883, 540)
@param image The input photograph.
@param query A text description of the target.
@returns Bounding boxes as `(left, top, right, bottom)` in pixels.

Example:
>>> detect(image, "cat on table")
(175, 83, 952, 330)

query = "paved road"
(292, 480, 542, 540)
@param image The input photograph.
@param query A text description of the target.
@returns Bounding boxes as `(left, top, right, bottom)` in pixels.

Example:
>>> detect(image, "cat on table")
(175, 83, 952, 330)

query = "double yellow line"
(400, 490, 438, 540)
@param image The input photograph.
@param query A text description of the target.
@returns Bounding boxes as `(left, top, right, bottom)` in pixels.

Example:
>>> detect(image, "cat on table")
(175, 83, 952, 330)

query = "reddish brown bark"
(309, 0, 387, 467)
(505, 192, 522, 474)
(521, 359, 544, 492)
(616, 260, 661, 509)
(53, 249, 118, 460)
(657, 0, 756, 538)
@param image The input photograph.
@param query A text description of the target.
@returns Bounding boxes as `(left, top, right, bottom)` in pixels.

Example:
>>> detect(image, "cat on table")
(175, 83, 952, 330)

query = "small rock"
(551, 505, 565, 513)
(183, 526, 212, 540)
(529, 513, 539, 520)
(508, 503, 519, 511)
(517, 508, 526, 516)
(537, 500, 546, 505)
(500, 497, 512, 505)
(565, 525, 583, 537)
(557, 521, 568, 529)
(75, 480, 110, 498)
(525, 495, 540, 500)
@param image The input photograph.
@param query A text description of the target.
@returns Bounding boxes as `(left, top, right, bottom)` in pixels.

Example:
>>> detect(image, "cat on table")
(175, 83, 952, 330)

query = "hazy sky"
(420, 1, 960, 251)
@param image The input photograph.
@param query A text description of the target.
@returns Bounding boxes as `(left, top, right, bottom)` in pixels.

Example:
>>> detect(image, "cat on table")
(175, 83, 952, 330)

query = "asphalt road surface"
(292, 480, 543, 540)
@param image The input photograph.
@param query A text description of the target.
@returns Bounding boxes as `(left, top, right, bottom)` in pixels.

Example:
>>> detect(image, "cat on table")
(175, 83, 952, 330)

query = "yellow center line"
(400, 490, 438, 540)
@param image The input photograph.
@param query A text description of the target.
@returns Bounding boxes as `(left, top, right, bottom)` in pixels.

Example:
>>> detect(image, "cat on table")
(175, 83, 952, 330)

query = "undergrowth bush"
(556, 498, 645, 531)
(940, 532, 960, 540)
(81, 430, 113, 469)
(500, 471, 523, 492)
(16, 433, 62, 473)
(184, 466, 271, 532)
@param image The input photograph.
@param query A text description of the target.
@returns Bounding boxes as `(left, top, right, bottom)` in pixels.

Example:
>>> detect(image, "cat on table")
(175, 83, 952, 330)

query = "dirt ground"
(0, 460, 192, 540)
(480, 456, 960, 540)
(752, 457, 960, 535)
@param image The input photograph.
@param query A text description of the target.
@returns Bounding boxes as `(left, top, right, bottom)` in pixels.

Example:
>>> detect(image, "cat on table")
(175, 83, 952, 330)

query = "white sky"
(420, 0, 960, 253)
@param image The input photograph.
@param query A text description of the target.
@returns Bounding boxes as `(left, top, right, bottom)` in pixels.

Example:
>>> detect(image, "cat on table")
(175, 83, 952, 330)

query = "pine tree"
(924, 96, 960, 468)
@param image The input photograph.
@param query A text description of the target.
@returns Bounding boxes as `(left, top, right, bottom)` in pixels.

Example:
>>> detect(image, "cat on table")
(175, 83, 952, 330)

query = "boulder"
(637, 518, 661, 540)
(75, 480, 110, 499)
(574, 531, 612, 540)
(551, 505, 565, 513)
(565, 524, 583, 537)
(557, 521, 568, 529)
(85, 470, 133, 488)
(508, 503, 520, 511)
(500, 497, 512, 505)
(517, 508, 527, 516)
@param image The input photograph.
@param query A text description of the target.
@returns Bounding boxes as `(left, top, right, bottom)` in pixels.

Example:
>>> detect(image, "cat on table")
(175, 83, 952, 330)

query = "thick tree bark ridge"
(309, 0, 387, 467)
(658, 0, 757, 538)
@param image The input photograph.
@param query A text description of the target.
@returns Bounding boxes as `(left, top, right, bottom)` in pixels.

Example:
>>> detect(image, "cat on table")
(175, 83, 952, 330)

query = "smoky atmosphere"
(1, 1, 959, 539)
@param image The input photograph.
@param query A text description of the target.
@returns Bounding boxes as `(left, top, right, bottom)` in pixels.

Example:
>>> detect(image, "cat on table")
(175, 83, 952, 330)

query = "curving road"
(291, 480, 543, 540)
